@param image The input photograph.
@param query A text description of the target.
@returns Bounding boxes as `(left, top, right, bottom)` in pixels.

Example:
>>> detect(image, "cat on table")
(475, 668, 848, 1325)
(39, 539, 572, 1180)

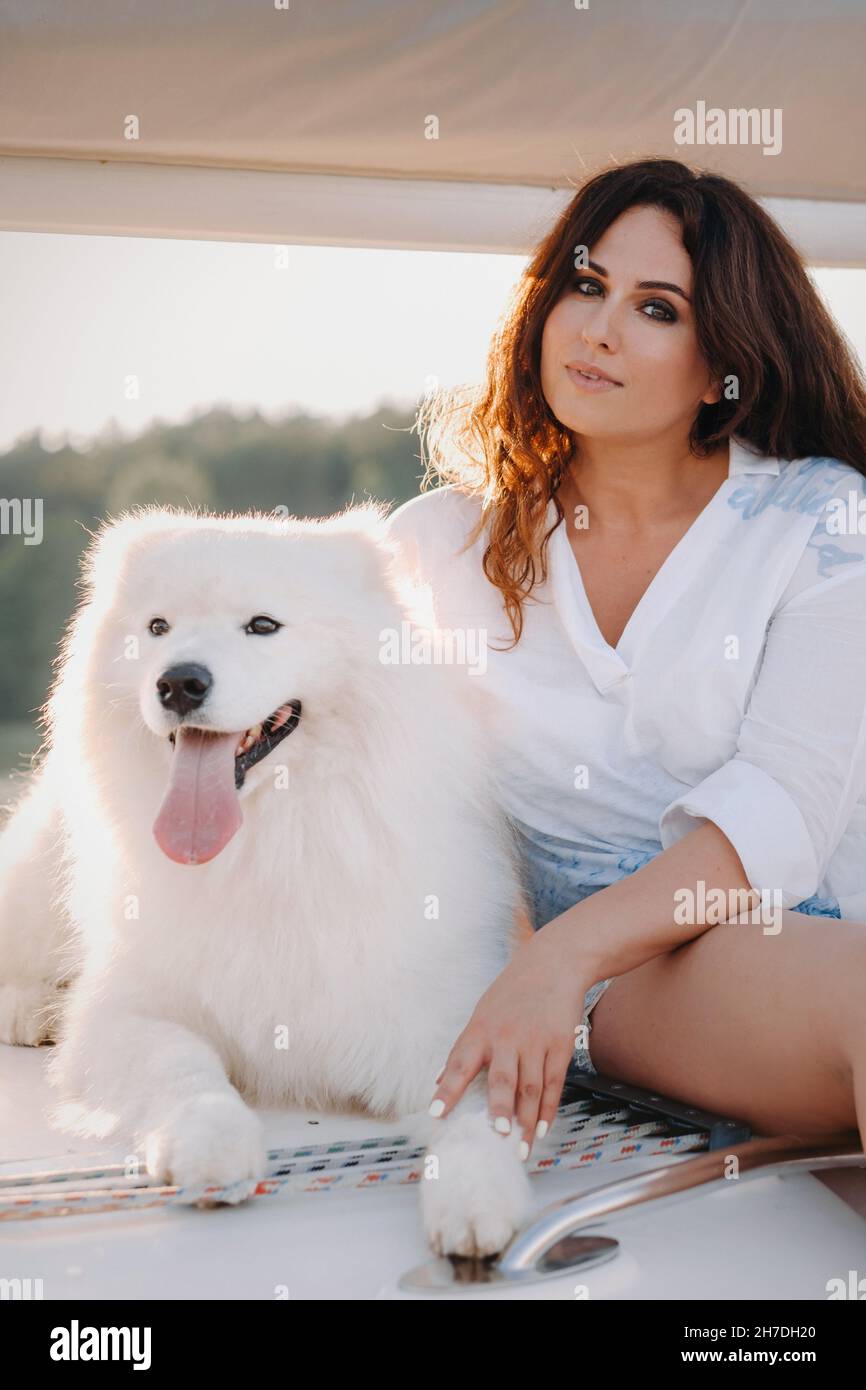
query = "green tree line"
(0, 403, 427, 743)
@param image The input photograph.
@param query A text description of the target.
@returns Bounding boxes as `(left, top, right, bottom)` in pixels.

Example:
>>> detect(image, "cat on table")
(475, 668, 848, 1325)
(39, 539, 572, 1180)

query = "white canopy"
(0, 0, 864, 264)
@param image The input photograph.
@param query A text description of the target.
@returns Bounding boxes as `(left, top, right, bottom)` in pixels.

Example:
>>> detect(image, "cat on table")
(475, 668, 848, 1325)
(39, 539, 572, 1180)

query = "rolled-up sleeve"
(659, 564, 866, 907)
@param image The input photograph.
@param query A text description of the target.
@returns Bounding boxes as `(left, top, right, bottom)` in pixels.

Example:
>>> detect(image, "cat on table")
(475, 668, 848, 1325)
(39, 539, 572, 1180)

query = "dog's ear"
(316, 507, 438, 628)
(312, 502, 397, 588)
(78, 508, 185, 603)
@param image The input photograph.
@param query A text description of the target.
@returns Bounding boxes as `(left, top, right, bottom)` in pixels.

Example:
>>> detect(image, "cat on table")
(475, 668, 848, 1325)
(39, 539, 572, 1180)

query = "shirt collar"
(543, 433, 780, 528)
(729, 433, 781, 476)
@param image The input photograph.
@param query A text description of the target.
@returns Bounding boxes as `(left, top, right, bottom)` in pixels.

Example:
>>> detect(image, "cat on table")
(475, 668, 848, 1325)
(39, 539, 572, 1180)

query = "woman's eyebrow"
(586, 259, 692, 304)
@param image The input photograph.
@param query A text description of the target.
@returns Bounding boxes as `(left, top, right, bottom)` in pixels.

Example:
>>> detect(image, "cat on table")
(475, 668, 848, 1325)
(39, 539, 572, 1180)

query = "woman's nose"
(579, 302, 620, 352)
(581, 327, 617, 355)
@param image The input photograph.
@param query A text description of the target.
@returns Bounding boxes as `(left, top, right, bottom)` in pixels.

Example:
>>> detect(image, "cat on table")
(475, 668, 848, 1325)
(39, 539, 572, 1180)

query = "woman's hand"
(427, 921, 599, 1158)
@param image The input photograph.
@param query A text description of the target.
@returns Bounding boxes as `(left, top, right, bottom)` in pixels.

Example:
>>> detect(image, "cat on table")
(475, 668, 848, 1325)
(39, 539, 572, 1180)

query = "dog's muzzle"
(154, 698, 302, 866)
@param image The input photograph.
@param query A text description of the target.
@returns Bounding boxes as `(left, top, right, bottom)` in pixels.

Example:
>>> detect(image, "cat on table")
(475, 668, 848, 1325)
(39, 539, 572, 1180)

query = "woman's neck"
(559, 436, 730, 533)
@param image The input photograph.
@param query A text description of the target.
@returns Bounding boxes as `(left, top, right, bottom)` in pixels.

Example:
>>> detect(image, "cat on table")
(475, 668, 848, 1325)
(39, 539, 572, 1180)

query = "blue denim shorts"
(511, 808, 847, 1082)
(789, 894, 842, 918)
(568, 977, 616, 1079)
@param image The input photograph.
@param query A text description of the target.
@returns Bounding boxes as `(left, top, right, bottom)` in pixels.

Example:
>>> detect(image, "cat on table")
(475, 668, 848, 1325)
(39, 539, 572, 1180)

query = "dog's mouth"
(166, 699, 302, 790)
(154, 699, 302, 867)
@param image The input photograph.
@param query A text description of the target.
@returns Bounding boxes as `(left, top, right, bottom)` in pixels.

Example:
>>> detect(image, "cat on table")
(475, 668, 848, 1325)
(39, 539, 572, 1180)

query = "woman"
(384, 156, 866, 1164)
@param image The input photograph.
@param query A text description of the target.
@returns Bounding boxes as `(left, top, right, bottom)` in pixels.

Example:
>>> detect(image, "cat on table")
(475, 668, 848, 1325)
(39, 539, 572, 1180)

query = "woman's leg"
(587, 908, 866, 1142)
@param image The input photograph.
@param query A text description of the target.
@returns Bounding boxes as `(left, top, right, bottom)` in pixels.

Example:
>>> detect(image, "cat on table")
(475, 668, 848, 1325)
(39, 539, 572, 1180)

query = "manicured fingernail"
(494, 1116, 511, 1134)
(518, 1140, 530, 1161)
(535, 1119, 549, 1139)
(428, 1099, 445, 1118)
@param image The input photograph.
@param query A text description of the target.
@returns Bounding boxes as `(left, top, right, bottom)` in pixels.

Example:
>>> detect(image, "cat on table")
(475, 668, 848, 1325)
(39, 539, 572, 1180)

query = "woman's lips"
(566, 366, 622, 393)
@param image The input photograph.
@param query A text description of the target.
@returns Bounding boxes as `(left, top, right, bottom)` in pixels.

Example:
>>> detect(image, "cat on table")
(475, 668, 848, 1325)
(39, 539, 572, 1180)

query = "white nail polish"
(535, 1119, 549, 1139)
(428, 1099, 445, 1118)
(518, 1140, 530, 1161)
(494, 1116, 511, 1134)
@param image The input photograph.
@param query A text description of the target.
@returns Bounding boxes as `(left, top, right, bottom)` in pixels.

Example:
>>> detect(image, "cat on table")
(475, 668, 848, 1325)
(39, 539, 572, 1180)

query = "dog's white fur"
(0, 504, 535, 1256)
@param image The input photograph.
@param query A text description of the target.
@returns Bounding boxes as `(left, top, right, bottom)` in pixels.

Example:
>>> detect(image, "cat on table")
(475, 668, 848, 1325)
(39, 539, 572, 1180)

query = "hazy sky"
(1, 230, 864, 455)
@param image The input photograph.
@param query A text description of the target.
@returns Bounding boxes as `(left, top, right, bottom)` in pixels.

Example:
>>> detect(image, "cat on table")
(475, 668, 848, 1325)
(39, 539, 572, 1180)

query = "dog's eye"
(148, 618, 170, 636)
(245, 615, 282, 635)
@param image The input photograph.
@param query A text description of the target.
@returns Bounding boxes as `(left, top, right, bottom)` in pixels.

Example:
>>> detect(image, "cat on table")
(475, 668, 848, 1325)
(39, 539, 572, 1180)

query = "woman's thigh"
(587, 908, 866, 1138)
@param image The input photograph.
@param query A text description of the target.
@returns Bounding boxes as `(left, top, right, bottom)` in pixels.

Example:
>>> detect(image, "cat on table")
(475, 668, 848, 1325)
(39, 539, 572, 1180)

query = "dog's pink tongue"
(154, 727, 244, 865)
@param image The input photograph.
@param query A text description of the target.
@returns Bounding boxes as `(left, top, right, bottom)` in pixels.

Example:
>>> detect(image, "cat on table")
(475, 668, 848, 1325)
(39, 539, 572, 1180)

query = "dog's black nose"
(156, 663, 213, 717)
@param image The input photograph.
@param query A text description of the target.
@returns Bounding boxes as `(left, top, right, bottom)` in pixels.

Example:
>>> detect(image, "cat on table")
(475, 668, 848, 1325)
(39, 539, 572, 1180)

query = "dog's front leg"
(409, 1073, 534, 1258)
(46, 1003, 266, 1193)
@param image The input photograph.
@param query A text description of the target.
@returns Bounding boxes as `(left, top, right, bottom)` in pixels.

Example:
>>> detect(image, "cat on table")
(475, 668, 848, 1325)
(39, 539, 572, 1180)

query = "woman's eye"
(245, 615, 282, 635)
(570, 277, 677, 323)
(571, 276, 601, 297)
(148, 617, 170, 636)
(642, 298, 677, 323)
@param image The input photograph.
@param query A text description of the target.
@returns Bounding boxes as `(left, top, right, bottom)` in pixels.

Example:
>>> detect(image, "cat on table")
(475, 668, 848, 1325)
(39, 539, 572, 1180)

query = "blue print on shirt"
(728, 458, 866, 576)
(806, 540, 866, 577)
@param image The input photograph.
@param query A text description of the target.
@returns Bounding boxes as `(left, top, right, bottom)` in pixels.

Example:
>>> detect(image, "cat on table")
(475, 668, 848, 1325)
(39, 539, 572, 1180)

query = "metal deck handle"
(399, 1133, 865, 1290)
(497, 1133, 865, 1277)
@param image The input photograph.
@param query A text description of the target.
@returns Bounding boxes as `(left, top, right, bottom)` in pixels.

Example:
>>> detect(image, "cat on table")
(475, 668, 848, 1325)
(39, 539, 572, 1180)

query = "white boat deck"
(2, 1044, 864, 1300)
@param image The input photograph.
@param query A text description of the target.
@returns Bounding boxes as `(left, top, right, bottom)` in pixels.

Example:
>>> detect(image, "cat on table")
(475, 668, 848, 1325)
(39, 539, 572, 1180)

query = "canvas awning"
(0, 0, 864, 263)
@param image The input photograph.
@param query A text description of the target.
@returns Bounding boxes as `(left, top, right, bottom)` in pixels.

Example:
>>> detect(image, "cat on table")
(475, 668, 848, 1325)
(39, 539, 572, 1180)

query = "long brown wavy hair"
(413, 156, 866, 649)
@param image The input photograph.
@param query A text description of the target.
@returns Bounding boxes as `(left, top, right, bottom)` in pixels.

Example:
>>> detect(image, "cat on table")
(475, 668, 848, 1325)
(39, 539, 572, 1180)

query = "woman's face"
(539, 204, 720, 444)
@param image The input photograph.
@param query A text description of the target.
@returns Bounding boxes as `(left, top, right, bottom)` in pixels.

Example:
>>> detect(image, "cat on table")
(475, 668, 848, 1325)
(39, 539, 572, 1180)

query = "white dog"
(0, 504, 535, 1257)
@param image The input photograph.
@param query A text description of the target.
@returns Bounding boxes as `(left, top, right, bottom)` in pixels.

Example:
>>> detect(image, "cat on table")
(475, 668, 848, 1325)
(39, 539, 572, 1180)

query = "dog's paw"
(144, 1091, 267, 1198)
(420, 1110, 534, 1258)
(0, 981, 61, 1046)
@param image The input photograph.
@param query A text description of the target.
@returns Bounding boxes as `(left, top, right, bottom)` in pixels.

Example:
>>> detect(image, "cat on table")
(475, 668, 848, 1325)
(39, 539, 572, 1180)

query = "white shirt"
(382, 435, 866, 927)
